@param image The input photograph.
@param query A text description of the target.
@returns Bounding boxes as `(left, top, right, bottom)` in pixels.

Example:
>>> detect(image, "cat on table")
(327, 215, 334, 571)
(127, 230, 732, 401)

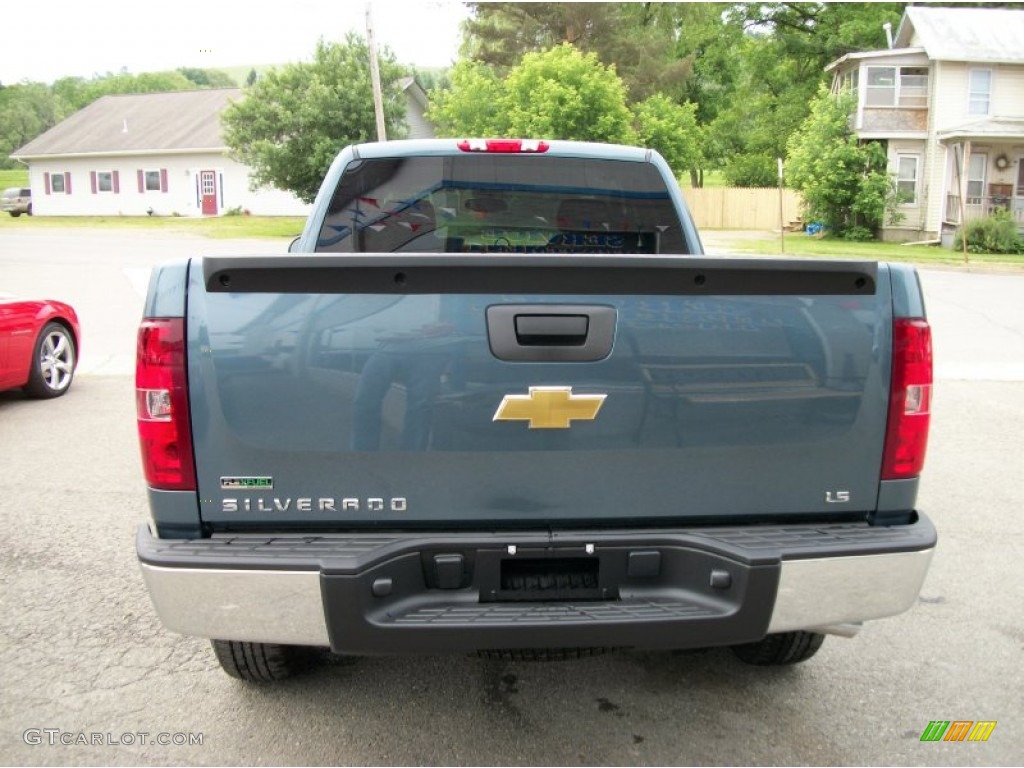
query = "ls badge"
(493, 386, 606, 429)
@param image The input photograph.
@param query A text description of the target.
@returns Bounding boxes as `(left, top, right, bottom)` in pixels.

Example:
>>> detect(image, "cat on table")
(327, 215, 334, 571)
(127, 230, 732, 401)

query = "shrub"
(722, 153, 778, 188)
(786, 87, 901, 240)
(953, 210, 1024, 254)
(840, 225, 875, 242)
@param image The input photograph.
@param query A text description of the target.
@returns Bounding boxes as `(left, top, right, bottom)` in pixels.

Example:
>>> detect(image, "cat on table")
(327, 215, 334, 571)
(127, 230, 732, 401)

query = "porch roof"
(824, 48, 926, 73)
(938, 118, 1024, 142)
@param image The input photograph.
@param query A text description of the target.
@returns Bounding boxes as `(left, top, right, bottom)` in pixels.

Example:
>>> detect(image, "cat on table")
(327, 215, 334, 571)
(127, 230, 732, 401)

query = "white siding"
(888, 140, 929, 234)
(931, 61, 970, 132)
(28, 152, 310, 217)
(993, 63, 1024, 117)
(404, 103, 436, 140)
(931, 62, 1024, 130)
(923, 60, 948, 235)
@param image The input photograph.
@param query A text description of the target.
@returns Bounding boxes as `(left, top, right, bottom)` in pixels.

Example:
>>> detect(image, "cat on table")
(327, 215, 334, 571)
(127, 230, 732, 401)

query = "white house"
(398, 77, 435, 140)
(11, 81, 436, 217)
(11, 89, 309, 217)
(825, 6, 1024, 242)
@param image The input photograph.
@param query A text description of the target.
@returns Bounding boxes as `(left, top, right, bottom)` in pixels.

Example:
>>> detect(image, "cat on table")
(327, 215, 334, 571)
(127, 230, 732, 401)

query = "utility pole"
(366, 3, 387, 142)
(778, 157, 785, 254)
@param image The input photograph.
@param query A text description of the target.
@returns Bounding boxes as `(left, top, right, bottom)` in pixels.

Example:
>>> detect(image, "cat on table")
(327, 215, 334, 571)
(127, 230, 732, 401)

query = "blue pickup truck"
(135, 139, 935, 681)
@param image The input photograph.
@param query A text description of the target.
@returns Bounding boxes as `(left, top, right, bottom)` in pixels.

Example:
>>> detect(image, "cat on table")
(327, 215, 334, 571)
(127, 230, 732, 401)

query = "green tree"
(502, 44, 635, 143)
(51, 76, 90, 113)
(0, 83, 62, 168)
(462, 2, 691, 101)
(786, 87, 895, 237)
(177, 68, 237, 88)
(78, 70, 197, 105)
(457, 3, 916, 187)
(430, 44, 635, 144)
(44, 70, 204, 118)
(711, 34, 811, 187)
(728, 3, 906, 77)
(407, 67, 450, 94)
(710, 2, 907, 187)
(427, 60, 505, 137)
(672, 3, 745, 185)
(632, 94, 701, 178)
(222, 35, 407, 203)
(246, 68, 259, 87)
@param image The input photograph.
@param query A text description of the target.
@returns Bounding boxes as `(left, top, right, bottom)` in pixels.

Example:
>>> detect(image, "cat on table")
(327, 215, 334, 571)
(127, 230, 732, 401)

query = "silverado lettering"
(221, 497, 408, 514)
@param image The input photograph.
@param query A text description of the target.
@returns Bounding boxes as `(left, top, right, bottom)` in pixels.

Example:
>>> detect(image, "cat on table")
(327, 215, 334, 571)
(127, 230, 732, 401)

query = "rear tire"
(211, 640, 311, 681)
(10, 211, 20, 218)
(24, 322, 76, 398)
(731, 631, 825, 666)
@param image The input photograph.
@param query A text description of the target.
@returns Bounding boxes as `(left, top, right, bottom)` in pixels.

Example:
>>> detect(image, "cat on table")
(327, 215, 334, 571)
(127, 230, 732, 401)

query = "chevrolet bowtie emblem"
(493, 387, 607, 429)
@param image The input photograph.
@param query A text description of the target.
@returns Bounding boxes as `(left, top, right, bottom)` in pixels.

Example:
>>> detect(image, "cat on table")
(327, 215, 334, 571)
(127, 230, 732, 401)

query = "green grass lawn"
(0, 168, 30, 189)
(3, 202, 1020, 264)
(0, 212, 305, 239)
(721, 231, 1024, 269)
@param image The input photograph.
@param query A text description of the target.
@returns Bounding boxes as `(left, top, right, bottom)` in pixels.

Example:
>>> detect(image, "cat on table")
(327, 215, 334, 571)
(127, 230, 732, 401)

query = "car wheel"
(730, 631, 825, 666)
(24, 322, 76, 398)
(211, 640, 312, 682)
(26, 204, 32, 216)
(9, 211, 20, 218)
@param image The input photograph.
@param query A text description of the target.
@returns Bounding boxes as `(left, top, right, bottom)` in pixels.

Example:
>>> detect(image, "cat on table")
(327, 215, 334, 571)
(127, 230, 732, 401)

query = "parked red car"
(0, 295, 80, 398)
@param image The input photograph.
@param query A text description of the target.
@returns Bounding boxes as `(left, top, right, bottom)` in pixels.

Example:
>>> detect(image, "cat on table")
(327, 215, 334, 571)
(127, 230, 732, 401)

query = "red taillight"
(881, 318, 933, 480)
(457, 139, 550, 153)
(136, 318, 195, 491)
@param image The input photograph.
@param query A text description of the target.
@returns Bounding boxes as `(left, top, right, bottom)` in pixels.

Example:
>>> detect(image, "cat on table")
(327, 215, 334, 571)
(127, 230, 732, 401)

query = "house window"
(839, 68, 859, 97)
(968, 69, 992, 115)
(896, 155, 920, 205)
(865, 66, 929, 108)
(137, 169, 168, 193)
(899, 67, 928, 108)
(48, 172, 71, 194)
(90, 170, 119, 194)
(866, 67, 896, 106)
(967, 154, 987, 203)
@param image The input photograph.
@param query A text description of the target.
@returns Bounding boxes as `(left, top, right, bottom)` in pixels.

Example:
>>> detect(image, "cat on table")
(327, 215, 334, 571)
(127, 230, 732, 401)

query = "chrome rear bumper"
(138, 516, 936, 651)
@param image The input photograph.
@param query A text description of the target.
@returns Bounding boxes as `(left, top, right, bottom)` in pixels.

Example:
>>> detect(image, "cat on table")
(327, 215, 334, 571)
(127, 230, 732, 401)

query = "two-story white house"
(825, 6, 1024, 243)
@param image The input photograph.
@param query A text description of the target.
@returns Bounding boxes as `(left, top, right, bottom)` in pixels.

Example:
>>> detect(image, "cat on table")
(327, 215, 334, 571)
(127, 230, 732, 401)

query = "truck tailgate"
(188, 255, 888, 528)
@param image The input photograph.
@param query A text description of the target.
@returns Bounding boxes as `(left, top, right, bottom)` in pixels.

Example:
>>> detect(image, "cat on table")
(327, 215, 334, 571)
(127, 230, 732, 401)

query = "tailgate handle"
(515, 314, 589, 346)
(487, 305, 616, 362)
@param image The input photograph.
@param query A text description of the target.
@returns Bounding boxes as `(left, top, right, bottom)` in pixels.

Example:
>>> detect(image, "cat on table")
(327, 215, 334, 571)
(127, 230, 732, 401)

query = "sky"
(1, 0, 471, 85)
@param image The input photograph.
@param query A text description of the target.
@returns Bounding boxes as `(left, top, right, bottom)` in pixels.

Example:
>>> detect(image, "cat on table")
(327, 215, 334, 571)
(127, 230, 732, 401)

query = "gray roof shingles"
(13, 88, 242, 158)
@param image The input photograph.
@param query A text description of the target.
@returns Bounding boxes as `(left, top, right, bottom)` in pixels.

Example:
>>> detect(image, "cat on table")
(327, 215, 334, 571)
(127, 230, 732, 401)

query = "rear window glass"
(316, 155, 688, 254)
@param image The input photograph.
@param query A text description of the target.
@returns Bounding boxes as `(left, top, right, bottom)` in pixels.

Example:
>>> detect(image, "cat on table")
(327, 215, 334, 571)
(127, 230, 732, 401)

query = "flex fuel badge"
(220, 476, 274, 490)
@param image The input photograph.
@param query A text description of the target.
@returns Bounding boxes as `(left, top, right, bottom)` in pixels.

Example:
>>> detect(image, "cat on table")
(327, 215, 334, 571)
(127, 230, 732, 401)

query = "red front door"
(200, 170, 218, 216)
